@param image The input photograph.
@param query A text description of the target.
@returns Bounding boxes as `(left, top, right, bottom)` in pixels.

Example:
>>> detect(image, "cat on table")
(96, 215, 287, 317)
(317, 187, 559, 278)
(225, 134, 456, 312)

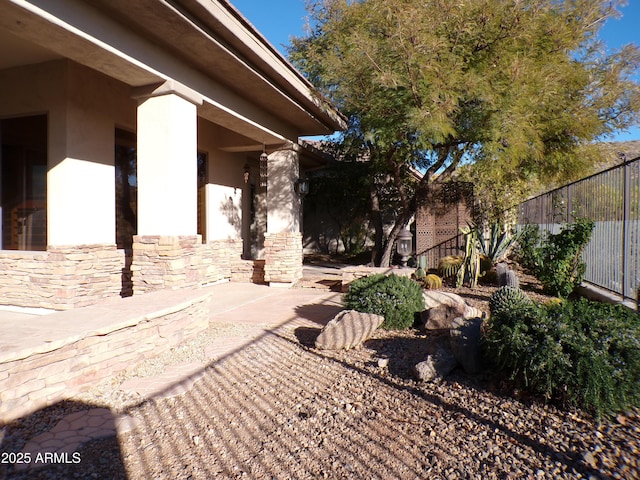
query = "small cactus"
(496, 263, 519, 289)
(489, 286, 531, 317)
(496, 263, 508, 285)
(502, 270, 520, 289)
(438, 255, 463, 279)
(414, 267, 426, 280)
(424, 274, 443, 290)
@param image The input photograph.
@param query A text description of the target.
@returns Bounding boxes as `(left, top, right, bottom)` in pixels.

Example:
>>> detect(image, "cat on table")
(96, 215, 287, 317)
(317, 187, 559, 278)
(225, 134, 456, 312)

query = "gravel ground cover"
(1, 274, 639, 480)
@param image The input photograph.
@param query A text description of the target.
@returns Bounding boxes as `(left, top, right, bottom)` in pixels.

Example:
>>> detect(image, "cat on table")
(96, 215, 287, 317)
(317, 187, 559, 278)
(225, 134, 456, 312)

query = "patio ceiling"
(0, 0, 345, 144)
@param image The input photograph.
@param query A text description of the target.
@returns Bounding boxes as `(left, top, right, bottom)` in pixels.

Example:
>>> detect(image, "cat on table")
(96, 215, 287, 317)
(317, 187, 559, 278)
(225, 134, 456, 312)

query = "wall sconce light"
(259, 147, 268, 187)
(243, 164, 250, 184)
(396, 228, 413, 267)
(294, 177, 310, 196)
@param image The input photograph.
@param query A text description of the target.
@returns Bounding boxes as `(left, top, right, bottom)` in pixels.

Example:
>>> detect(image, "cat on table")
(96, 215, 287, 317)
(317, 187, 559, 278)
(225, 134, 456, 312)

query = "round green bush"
(484, 297, 640, 418)
(343, 274, 425, 330)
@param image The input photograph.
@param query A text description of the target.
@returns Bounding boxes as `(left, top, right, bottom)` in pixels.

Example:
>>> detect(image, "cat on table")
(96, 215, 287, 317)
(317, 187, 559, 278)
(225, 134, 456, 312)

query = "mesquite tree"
(290, 0, 640, 266)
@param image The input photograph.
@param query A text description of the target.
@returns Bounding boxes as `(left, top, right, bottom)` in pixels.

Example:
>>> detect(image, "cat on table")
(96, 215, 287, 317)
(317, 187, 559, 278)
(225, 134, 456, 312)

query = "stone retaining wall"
(263, 232, 303, 285)
(0, 244, 124, 310)
(0, 289, 211, 423)
(341, 266, 415, 292)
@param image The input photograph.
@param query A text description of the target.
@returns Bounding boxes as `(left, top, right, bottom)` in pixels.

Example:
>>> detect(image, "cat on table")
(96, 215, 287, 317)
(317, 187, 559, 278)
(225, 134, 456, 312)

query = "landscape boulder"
(421, 303, 468, 330)
(422, 290, 467, 310)
(315, 310, 384, 350)
(413, 343, 458, 382)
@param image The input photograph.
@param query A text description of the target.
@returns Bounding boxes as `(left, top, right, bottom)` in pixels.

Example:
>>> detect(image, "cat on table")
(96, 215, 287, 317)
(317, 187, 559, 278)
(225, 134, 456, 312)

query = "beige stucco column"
(264, 143, 303, 286)
(134, 81, 202, 235)
(48, 68, 115, 247)
(131, 81, 204, 294)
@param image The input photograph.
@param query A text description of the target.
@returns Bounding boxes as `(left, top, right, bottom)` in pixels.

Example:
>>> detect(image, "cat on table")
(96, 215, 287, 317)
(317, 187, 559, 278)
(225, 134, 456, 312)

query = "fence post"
(622, 161, 630, 300)
(566, 185, 572, 223)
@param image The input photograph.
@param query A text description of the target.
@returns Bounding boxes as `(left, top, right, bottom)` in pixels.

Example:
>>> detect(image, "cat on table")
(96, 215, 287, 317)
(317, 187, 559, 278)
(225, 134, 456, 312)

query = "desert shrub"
(536, 219, 594, 297)
(485, 298, 640, 418)
(344, 274, 424, 330)
(478, 221, 520, 264)
(514, 219, 594, 298)
(513, 224, 543, 271)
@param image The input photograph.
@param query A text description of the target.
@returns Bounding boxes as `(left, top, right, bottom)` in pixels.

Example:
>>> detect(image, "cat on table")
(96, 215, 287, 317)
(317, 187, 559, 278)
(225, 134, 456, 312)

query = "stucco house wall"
(0, 0, 345, 310)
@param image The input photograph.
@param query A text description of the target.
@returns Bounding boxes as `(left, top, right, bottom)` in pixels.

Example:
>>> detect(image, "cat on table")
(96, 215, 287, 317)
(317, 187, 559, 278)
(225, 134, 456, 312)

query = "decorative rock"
(413, 345, 457, 382)
(463, 305, 485, 319)
(421, 303, 467, 330)
(422, 290, 467, 309)
(449, 317, 484, 374)
(315, 310, 384, 350)
(377, 357, 389, 368)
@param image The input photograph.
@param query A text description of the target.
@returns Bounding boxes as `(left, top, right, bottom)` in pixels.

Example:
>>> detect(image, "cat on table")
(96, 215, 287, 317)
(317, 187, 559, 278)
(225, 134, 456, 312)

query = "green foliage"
(515, 219, 594, 297)
(514, 224, 543, 272)
(290, 0, 640, 264)
(489, 286, 532, 318)
(536, 219, 595, 298)
(485, 298, 640, 418)
(343, 274, 425, 330)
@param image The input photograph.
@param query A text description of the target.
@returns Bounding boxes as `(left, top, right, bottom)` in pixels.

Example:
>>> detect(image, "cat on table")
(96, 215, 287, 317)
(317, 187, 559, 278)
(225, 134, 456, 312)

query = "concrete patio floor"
(1, 279, 344, 472)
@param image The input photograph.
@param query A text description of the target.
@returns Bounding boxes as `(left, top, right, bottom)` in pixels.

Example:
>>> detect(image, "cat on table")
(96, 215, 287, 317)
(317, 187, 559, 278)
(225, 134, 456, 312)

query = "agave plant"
(478, 220, 520, 265)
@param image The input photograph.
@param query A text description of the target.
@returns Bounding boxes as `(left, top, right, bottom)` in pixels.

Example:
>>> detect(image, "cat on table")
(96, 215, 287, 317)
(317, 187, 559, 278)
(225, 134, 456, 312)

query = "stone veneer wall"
(341, 266, 415, 292)
(0, 237, 257, 311)
(231, 259, 266, 284)
(263, 232, 303, 285)
(0, 244, 124, 310)
(0, 289, 210, 423)
(131, 236, 244, 294)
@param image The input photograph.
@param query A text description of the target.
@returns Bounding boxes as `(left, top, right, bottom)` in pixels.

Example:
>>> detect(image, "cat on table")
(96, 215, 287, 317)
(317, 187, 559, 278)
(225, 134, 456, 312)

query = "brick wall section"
(0, 244, 124, 310)
(341, 266, 415, 292)
(263, 232, 303, 284)
(0, 289, 211, 423)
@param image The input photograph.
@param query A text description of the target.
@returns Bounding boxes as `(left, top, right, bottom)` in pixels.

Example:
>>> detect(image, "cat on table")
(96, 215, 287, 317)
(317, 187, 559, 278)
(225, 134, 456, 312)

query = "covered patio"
(0, 0, 345, 311)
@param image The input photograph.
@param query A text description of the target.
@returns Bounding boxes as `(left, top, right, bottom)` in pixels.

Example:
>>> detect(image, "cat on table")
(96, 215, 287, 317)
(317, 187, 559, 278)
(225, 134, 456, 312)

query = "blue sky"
(231, 0, 640, 142)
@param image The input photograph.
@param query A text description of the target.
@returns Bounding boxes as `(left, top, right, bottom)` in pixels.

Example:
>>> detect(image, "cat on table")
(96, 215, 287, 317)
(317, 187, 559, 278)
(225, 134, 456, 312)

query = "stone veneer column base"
(131, 235, 204, 294)
(263, 232, 303, 286)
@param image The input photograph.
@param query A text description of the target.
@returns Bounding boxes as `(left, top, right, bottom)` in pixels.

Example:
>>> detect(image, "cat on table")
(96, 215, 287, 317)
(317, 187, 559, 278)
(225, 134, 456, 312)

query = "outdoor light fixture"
(294, 177, 309, 196)
(243, 164, 250, 184)
(259, 146, 268, 187)
(396, 228, 413, 268)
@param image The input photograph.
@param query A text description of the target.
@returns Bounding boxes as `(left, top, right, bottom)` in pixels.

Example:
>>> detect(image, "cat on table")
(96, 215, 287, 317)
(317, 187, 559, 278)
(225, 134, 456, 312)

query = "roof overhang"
(0, 0, 346, 143)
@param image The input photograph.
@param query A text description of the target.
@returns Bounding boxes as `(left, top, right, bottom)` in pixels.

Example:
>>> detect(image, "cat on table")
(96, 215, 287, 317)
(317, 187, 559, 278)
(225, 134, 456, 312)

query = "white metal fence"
(517, 157, 640, 304)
